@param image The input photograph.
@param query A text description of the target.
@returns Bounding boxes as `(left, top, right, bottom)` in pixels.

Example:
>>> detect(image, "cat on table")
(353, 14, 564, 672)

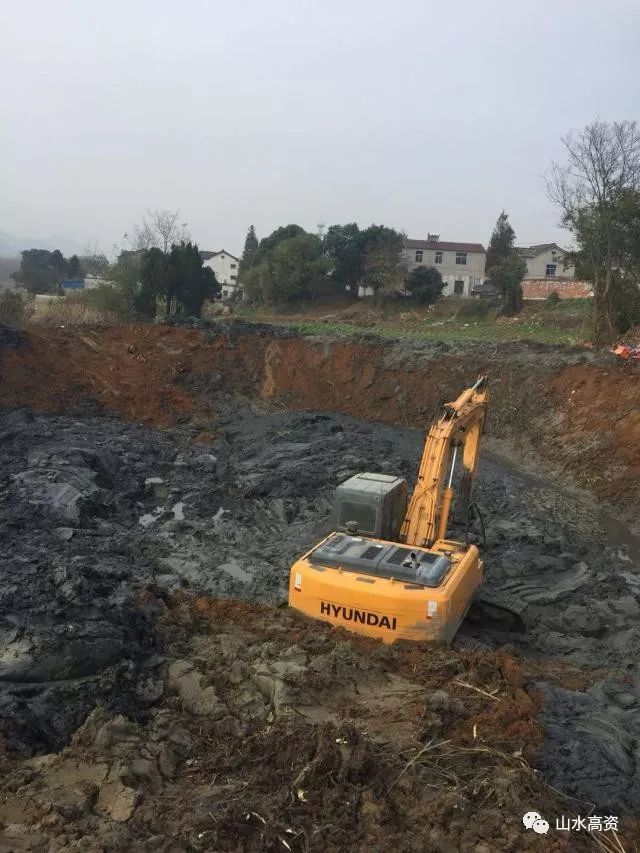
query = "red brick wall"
(522, 279, 593, 300)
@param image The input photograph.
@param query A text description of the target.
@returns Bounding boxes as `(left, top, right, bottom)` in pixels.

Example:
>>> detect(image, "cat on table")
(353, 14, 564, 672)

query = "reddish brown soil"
(1, 323, 639, 517)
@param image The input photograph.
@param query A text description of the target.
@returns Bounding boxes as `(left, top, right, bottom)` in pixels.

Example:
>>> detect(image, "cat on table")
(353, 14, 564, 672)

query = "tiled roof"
(200, 249, 241, 262)
(406, 239, 485, 253)
(516, 243, 564, 258)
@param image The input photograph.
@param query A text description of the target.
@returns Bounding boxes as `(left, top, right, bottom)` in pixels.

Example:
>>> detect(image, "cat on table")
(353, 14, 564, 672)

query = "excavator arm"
(400, 375, 488, 548)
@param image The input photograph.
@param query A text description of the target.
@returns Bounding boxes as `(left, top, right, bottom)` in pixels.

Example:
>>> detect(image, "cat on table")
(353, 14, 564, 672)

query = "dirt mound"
(0, 598, 610, 851)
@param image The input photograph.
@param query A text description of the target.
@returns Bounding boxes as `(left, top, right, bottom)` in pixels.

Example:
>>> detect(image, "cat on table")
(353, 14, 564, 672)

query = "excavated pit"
(1, 320, 640, 850)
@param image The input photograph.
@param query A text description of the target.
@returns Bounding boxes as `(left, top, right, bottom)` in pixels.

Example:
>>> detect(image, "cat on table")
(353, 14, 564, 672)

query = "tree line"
(9, 118, 640, 342)
(240, 222, 411, 304)
(11, 210, 220, 321)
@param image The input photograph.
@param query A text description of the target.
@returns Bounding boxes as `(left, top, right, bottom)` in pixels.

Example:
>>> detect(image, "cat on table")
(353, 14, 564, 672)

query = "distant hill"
(0, 230, 84, 257)
(0, 256, 20, 286)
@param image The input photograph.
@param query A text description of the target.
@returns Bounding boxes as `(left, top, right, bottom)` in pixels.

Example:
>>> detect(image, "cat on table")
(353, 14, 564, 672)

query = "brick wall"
(522, 279, 593, 300)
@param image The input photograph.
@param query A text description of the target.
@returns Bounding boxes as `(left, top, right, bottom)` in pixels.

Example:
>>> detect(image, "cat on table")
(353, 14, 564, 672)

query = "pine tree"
(485, 211, 526, 314)
(242, 225, 259, 268)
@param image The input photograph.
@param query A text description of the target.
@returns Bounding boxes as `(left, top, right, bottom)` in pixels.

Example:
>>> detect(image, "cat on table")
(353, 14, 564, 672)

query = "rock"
(167, 660, 225, 717)
(0, 826, 49, 852)
(135, 677, 165, 705)
(228, 660, 248, 685)
(54, 527, 74, 541)
(614, 692, 637, 709)
(94, 715, 142, 751)
(96, 781, 140, 822)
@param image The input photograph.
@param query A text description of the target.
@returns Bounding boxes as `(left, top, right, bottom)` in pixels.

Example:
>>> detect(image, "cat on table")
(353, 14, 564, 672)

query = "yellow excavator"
(288, 376, 489, 644)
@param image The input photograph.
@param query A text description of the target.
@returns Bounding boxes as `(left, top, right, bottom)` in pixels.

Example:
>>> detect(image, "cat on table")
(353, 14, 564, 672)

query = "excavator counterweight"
(288, 376, 489, 644)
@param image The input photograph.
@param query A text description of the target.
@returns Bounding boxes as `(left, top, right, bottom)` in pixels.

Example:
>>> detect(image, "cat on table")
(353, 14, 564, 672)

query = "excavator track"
(465, 590, 527, 634)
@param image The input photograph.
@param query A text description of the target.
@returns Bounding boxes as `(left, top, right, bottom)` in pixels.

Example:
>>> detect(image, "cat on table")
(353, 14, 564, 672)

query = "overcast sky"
(2, 0, 639, 257)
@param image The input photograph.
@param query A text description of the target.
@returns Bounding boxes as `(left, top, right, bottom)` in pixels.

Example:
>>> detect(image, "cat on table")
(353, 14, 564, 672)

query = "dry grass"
(31, 295, 115, 326)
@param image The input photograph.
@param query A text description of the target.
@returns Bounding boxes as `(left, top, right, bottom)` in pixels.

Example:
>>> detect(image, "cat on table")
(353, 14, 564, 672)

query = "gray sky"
(2, 0, 639, 257)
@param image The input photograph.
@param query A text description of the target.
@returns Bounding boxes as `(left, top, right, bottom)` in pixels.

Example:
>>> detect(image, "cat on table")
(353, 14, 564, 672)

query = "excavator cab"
(334, 472, 407, 540)
(289, 376, 488, 645)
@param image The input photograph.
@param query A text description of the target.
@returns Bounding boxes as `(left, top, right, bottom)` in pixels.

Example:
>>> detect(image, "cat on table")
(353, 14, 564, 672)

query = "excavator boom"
(400, 376, 488, 548)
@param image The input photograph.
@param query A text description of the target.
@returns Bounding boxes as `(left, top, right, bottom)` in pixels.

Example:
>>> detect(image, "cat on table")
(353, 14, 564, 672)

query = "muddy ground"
(1, 396, 640, 849)
(1, 322, 640, 850)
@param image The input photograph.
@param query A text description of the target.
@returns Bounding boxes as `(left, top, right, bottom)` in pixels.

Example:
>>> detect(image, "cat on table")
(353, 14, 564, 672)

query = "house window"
(454, 280, 464, 295)
(546, 264, 557, 276)
(230, 275, 237, 281)
(455, 252, 467, 265)
(230, 263, 237, 269)
(435, 251, 443, 264)
(415, 250, 423, 263)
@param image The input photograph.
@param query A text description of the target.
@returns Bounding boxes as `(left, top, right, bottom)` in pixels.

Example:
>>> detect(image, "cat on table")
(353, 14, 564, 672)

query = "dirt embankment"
(1, 321, 639, 522)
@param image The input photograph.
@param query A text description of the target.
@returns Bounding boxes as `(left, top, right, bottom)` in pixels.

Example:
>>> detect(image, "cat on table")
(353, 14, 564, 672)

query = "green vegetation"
(238, 297, 594, 346)
(549, 119, 640, 343)
(243, 230, 330, 304)
(11, 248, 80, 294)
(485, 211, 526, 314)
(288, 319, 583, 345)
(0, 290, 26, 327)
(406, 266, 444, 305)
(111, 242, 220, 321)
(241, 222, 406, 304)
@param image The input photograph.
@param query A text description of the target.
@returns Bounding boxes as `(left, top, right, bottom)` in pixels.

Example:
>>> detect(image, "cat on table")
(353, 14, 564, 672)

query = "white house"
(516, 243, 575, 280)
(403, 234, 487, 296)
(201, 250, 242, 299)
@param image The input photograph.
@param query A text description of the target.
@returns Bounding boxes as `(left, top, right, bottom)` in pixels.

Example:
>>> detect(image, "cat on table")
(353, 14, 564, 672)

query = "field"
(235, 296, 595, 346)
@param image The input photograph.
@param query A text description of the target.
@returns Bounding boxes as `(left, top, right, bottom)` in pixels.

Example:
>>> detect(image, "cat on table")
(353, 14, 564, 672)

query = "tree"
(109, 250, 144, 320)
(547, 119, 640, 343)
(268, 233, 328, 303)
(252, 224, 305, 268)
(406, 266, 444, 305)
(360, 225, 406, 297)
(12, 249, 66, 294)
(485, 211, 526, 314)
(68, 254, 82, 278)
(241, 225, 259, 268)
(49, 250, 69, 283)
(323, 223, 365, 295)
(138, 248, 169, 320)
(169, 242, 220, 317)
(243, 231, 327, 303)
(125, 209, 190, 253)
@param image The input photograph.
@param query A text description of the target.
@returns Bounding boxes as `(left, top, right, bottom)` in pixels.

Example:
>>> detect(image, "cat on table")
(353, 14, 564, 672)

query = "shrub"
(545, 291, 561, 307)
(452, 298, 496, 320)
(406, 266, 444, 305)
(0, 290, 26, 327)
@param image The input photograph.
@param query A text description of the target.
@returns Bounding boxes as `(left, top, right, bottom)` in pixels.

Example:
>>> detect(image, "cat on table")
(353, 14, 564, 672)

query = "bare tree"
(547, 119, 640, 342)
(124, 209, 190, 253)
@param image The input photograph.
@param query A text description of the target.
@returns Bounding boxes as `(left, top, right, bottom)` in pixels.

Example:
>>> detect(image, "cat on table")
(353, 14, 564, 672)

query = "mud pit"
(1, 323, 640, 849)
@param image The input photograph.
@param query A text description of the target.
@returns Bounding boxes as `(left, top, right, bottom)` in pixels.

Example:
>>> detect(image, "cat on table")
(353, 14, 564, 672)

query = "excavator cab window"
(337, 500, 377, 535)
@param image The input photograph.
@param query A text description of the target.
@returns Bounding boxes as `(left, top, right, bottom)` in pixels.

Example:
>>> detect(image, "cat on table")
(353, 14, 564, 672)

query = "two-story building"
(516, 243, 575, 279)
(403, 234, 486, 297)
(201, 250, 242, 299)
